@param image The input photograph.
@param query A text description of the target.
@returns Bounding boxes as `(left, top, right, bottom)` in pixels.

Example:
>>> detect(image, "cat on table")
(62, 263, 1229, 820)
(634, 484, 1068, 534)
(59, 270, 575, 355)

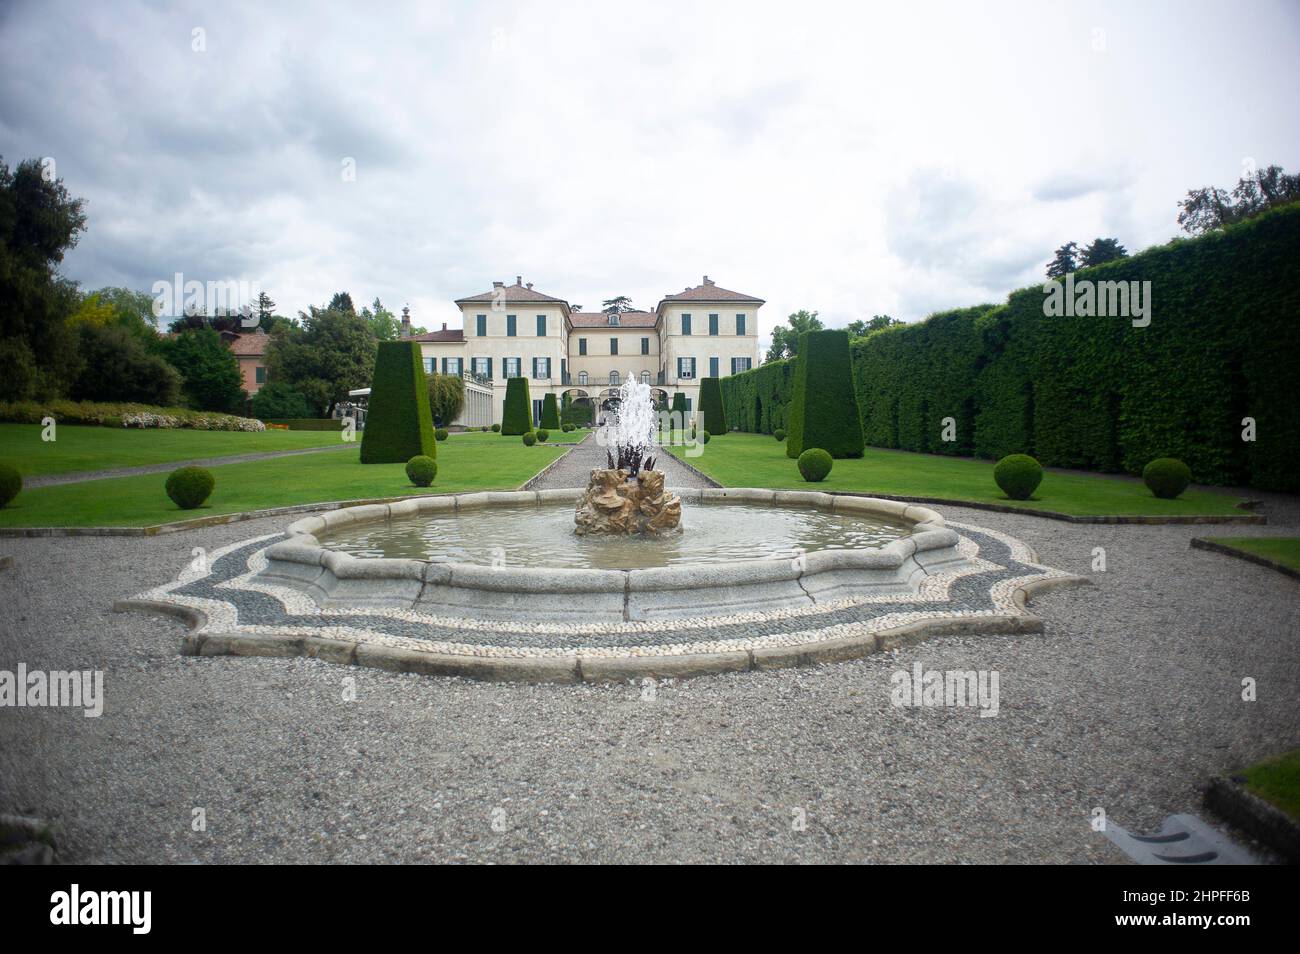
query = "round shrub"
(993, 454, 1043, 500)
(535, 428, 549, 443)
(405, 455, 437, 487)
(165, 466, 215, 509)
(434, 428, 449, 441)
(1143, 457, 1192, 499)
(0, 462, 22, 508)
(480, 425, 489, 432)
(522, 432, 536, 446)
(774, 428, 786, 442)
(491, 423, 501, 432)
(797, 448, 833, 483)
(701, 430, 711, 444)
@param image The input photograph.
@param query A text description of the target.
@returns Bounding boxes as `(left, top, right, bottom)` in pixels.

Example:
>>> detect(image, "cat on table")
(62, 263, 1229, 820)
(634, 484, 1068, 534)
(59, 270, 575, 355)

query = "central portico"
(407, 276, 762, 426)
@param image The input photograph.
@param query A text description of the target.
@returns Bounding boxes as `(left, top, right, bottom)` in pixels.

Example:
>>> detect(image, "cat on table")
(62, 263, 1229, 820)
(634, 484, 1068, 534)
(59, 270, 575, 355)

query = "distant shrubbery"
(251, 381, 313, 420)
(0, 399, 266, 430)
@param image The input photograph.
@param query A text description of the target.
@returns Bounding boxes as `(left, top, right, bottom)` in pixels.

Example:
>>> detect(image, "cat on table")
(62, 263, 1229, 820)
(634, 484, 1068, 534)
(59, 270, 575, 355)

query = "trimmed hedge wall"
(540, 392, 561, 430)
(501, 377, 533, 435)
(698, 378, 726, 436)
(359, 341, 437, 464)
(785, 330, 865, 459)
(722, 203, 1300, 491)
(264, 418, 345, 431)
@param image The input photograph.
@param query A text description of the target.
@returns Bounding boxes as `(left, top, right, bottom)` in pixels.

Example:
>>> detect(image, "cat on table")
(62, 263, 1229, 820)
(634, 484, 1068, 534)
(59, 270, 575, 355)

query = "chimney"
(493, 281, 504, 289)
(401, 305, 411, 338)
(516, 275, 523, 285)
(526, 282, 533, 290)
(442, 322, 447, 331)
(703, 275, 713, 285)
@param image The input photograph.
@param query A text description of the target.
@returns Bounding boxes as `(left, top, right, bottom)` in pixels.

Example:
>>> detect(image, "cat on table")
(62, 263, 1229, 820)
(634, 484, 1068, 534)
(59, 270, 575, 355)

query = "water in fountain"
(600, 378, 657, 476)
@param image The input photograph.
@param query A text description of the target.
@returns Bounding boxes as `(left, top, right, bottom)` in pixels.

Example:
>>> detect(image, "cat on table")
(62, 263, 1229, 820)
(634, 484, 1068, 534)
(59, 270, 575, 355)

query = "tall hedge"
(671, 392, 688, 418)
(540, 392, 561, 429)
(501, 377, 533, 435)
(720, 203, 1300, 491)
(359, 340, 437, 464)
(785, 329, 865, 459)
(698, 378, 726, 436)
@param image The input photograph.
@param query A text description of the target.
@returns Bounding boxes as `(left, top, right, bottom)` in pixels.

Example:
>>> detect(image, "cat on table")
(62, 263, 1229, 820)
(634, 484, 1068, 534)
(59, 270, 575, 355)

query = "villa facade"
(406, 276, 762, 426)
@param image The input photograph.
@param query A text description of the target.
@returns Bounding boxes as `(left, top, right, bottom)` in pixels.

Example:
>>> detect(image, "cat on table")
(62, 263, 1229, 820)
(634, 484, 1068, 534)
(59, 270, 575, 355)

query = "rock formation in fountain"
(574, 380, 681, 535)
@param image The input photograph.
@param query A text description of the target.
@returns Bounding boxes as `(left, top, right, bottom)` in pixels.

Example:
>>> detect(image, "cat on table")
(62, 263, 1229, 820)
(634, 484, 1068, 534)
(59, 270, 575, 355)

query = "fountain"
(574, 379, 681, 535)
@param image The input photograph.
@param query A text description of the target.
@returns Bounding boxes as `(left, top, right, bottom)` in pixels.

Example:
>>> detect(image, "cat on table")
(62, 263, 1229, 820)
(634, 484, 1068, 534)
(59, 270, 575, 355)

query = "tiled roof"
(568, 310, 659, 328)
(455, 278, 569, 307)
(657, 277, 764, 307)
(409, 327, 465, 343)
(227, 331, 268, 356)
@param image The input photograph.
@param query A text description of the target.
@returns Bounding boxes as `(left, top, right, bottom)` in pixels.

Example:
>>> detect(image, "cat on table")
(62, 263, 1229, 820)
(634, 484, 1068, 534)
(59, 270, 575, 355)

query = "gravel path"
(532, 430, 715, 490)
(26, 443, 355, 488)
(1, 492, 1297, 863)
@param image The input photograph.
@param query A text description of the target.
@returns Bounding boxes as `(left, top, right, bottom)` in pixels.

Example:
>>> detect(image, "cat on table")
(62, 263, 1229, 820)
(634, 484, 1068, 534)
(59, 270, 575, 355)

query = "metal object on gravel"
(1102, 813, 1260, 864)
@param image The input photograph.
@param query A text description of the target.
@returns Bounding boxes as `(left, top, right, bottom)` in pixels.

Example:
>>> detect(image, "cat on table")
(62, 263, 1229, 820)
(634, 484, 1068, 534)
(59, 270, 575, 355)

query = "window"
(578, 371, 588, 385)
(610, 370, 620, 386)
(446, 357, 462, 376)
(730, 357, 752, 374)
(578, 337, 587, 356)
(708, 313, 719, 336)
(682, 313, 692, 336)
(736, 313, 746, 336)
(611, 338, 618, 355)
(504, 357, 521, 378)
(255, 366, 266, 384)
(422, 357, 433, 374)
(532, 357, 550, 379)
(506, 314, 517, 337)
(709, 356, 719, 378)
(677, 357, 696, 379)
(641, 337, 649, 355)
(476, 314, 487, 336)
(640, 371, 650, 385)
(536, 314, 546, 337)
(608, 313, 620, 326)
(473, 357, 491, 379)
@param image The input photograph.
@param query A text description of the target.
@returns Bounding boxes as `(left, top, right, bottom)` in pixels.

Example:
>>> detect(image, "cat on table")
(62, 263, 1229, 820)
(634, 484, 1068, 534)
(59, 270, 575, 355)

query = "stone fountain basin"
(261, 488, 968, 624)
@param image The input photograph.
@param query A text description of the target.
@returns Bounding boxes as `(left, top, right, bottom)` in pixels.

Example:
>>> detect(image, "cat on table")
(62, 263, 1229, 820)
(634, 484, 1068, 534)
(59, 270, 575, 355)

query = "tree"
(251, 381, 313, 420)
(540, 392, 561, 430)
(426, 372, 465, 426)
(1045, 242, 1079, 278)
(328, 291, 356, 314)
(847, 315, 902, 337)
(766, 310, 824, 362)
(0, 156, 88, 399)
(785, 329, 864, 459)
(501, 377, 533, 435)
(266, 301, 377, 416)
(359, 341, 436, 464)
(699, 377, 726, 436)
(162, 328, 246, 412)
(71, 323, 181, 406)
(1079, 237, 1128, 267)
(1178, 164, 1300, 234)
(601, 295, 635, 313)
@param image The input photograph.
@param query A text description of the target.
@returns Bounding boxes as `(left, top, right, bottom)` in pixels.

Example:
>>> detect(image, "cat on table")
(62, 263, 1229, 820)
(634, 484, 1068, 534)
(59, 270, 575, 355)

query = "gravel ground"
(1, 492, 1297, 863)
(533, 430, 715, 490)
(26, 444, 354, 487)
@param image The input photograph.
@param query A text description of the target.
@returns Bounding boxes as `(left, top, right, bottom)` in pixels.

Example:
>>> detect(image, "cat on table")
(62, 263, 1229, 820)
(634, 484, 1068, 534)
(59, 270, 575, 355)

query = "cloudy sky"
(2, 0, 1297, 347)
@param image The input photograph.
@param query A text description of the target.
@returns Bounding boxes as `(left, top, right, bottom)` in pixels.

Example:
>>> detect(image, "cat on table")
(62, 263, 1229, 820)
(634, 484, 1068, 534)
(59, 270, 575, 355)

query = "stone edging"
(1204, 775, 1300, 863)
(113, 573, 1083, 684)
(1190, 538, 1300, 581)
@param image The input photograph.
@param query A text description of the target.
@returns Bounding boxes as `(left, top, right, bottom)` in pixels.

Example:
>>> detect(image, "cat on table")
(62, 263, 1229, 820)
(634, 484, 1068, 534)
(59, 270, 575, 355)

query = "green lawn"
(1241, 749, 1300, 819)
(665, 432, 1248, 517)
(0, 423, 346, 477)
(0, 438, 565, 528)
(1201, 537, 1300, 572)
(448, 428, 591, 444)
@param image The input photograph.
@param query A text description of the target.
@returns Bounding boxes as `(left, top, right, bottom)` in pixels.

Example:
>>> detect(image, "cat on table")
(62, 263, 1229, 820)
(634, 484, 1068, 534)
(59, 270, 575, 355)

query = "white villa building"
(405, 276, 763, 427)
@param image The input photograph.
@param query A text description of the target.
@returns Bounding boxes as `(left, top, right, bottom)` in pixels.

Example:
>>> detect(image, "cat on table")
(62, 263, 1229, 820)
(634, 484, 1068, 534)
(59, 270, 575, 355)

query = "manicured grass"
(665, 432, 1247, 517)
(1241, 749, 1300, 819)
(448, 428, 592, 444)
(1200, 537, 1300, 573)
(0, 437, 565, 528)
(0, 423, 346, 477)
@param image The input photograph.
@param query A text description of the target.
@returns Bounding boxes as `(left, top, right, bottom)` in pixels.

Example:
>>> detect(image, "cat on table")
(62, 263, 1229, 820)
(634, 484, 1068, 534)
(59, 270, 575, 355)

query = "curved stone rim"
(268, 488, 959, 621)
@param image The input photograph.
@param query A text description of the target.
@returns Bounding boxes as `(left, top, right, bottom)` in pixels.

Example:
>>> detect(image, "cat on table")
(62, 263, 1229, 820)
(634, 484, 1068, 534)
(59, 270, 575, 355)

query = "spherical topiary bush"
(480, 425, 489, 432)
(797, 448, 833, 482)
(0, 463, 22, 509)
(491, 423, 501, 432)
(993, 454, 1043, 500)
(434, 428, 449, 441)
(405, 455, 437, 487)
(165, 466, 215, 509)
(535, 428, 549, 443)
(522, 432, 536, 446)
(701, 431, 711, 444)
(1143, 457, 1192, 499)
(773, 428, 786, 442)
